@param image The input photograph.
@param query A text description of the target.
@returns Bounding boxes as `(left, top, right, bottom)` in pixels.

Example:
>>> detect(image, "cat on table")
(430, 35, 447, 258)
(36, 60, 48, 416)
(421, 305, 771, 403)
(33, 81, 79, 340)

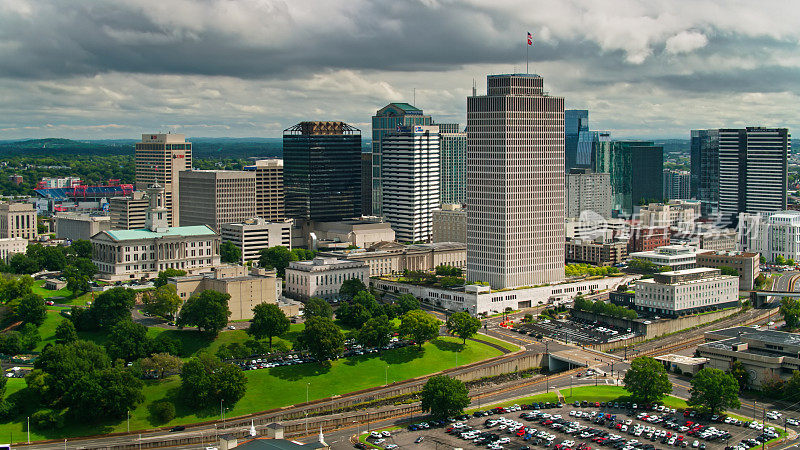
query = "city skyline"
(0, 0, 798, 140)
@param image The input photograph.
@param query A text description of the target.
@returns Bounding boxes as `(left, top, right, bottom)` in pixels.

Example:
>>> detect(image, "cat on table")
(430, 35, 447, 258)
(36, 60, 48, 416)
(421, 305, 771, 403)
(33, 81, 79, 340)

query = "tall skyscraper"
(243, 159, 285, 221)
(135, 133, 192, 227)
(371, 103, 432, 215)
(381, 125, 440, 243)
(361, 152, 372, 216)
(178, 170, 256, 231)
(565, 169, 612, 219)
(718, 127, 789, 225)
(690, 129, 720, 217)
(593, 141, 664, 217)
(565, 110, 588, 172)
(467, 74, 565, 289)
(283, 121, 362, 222)
(438, 123, 466, 205)
(663, 169, 690, 200)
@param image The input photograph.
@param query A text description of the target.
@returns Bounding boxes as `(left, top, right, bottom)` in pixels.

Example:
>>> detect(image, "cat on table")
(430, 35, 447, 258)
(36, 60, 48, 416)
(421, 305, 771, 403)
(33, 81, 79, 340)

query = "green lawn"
(33, 310, 67, 351)
(0, 336, 503, 441)
(562, 385, 688, 409)
(469, 392, 559, 412)
(31, 280, 94, 306)
(472, 333, 521, 352)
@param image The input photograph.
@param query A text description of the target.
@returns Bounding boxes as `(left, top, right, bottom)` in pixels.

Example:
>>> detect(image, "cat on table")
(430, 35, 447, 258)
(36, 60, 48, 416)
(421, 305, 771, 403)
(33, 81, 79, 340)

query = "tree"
(70, 240, 93, 259)
(142, 284, 183, 319)
(297, 316, 344, 361)
(339, 278, 367, 301)
(72, 258, 98, 278)
(258, 246, 296, 278)
(446, 312, 481, 344)
(356, 315, 394, 348)
(688, 367, 741, 414)
(54, 320, 77, 345)
(64, 367, 144, 420)
(105, 320, 150, 362)
(177, 290, 231, 336)
(0, 275, 33, 301)
(248, 303, 290, 349)
(302, 297, 332, 319)
(623, 356, 672, 404)
(336, 301, 372, 328)
(396, 294, 420, 314)
(137, 352, 184, 379)
(399, 310, 441, 349)
(780, 297, 800, 329)
(420, 375, 470, 420)
(719, 266, 739, 277)
(15, 293, 47, 326)
(353, 290, 382, 316)
(179, 353, 247, 409)
(0, 332, 22, 355)
(435, 265, 462, 276)
(90, 287, 137, 329)
(291, 248, 316, 261)
(150, 400, 176, 423)
(19, 323, 40, 351)
(9, 253, 39, 274)
(31, 340, 111, 405)
(35, 246, 68, 271)
(63, 266, 90, 296)
(154, 268, 187, 288)
(220, 242, 242, 264)
(728, 360, 751, 392)
(782, 370, 800, 401)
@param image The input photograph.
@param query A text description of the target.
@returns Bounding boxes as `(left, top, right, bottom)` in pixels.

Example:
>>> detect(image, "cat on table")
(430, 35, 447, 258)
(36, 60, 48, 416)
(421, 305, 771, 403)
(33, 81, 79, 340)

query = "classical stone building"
(0, 202, 37, 240)
(317, 241, 466, 277)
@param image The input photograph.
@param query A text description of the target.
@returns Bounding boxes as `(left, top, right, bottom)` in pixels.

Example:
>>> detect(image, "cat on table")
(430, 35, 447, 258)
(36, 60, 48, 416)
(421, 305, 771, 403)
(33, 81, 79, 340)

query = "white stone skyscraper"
(382, 125, 440, 243)
(466, 74, 565, 289)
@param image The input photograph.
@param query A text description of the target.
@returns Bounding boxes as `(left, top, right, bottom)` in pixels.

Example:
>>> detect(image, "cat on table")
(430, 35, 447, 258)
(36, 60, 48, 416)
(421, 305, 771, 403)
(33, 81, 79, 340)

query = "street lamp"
(385, 366, 388, 385)
(306, 382, 310, 404)
(127, 410, 130, 433)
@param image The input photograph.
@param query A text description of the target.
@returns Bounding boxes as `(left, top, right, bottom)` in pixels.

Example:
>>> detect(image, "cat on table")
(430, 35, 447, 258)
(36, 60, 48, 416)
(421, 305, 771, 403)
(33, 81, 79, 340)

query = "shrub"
(31, 409, 64, 430)
(150, 400, 176, 423)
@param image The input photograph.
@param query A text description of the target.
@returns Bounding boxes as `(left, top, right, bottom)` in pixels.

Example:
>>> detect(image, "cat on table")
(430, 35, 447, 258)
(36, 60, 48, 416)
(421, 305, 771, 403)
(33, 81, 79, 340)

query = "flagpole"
(526, 42, 529, 74)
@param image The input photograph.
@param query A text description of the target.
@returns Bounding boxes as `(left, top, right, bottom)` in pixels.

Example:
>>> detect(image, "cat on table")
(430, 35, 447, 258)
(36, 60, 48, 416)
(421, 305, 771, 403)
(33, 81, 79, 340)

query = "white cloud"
(665, 31, 709, 55)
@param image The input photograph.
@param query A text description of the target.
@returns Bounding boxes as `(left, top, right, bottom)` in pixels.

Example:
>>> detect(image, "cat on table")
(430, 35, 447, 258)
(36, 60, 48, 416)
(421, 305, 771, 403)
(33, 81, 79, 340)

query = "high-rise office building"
(284, 121, 362, 222)
(438, 123, 466, 205)
(0, 202, 37, 240)
(565, 110, 589, 172)
(371, 103, 432, 215)
(663, 169, 690, 200)
(178, 170, 256, 231)
(243, 159, 284, 221)
(135, 133, 192, 227)
(109, 191, 149, 230)
(565, 169, 612, 219)
(718, 127, 789, 225)
(593, 141, 664, 217)
(382, 125, 440, 243)
(361, 152, 372, 216)
(690, 129, 720, 216)
(467, 74, 565, 289)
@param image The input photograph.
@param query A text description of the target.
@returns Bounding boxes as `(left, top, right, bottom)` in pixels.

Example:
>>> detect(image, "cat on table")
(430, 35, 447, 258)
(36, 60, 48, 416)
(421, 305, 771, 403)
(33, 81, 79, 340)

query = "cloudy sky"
(1, 0, 798, 140)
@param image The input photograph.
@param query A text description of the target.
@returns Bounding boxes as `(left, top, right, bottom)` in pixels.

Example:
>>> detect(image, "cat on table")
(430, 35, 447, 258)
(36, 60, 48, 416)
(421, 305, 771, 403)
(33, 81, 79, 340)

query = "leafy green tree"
(15, 293, 47, 326)
(179, 353, 247, 409)
(353, 290, 382, 315)
(297, 316, 345, 361)
(782, 370, 800, 401)
(65, 367, 144, 420)
(54, 319, 77, 345)
(446, 312, 481, 344)
(154, 268, 187, 288)
(33, 246, 68, 271)
(356, 315, 394, 348)
(339, 278, 367, 301)
(291, 248, 316, 260)
(142, 284, 183, 319)
(688, 367, 741, 414)
(399, 310, 441, 349)
(420, 375, 470, 420)
(780, 297, 800, 329)
(19, 323, 41, 351)
(302, 297, 333, 319)
(435, 265, 463, 276)
(0, 275, 33, 301)
(177, 290, 231, 336)
(63, 266, 90, 296)
(220, 242, 242, 264)
(149, 333, 183, 356)
(31, 340, 111, 406)
(258, 246, 296, 278)
(248, 303, 290, 349)
(105, 320, 150, 362)
(9, 253, 39, 274)
(90, 287, 137, 329)
(137, 352, 184, 379)
(69, 240, 93, 259)
(727, 360, 750, 392)
(72, 258, 98, 278)
(336, 301, 372, 328)
(718, 266, 739, 277)
(150, 400, 176, 423)
(0, 332, 22, 355)
(623, 356, 672, 403)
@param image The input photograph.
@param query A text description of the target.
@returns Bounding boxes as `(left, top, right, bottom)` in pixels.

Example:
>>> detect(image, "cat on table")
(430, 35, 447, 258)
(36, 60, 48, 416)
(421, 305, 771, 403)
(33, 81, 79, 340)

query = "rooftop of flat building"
(706, 326, 800, 347)
(103, 225, 217, 241)
(488, 73, 542, 78)
(654, 354, 708, 365)
(697, 250, 759, 258)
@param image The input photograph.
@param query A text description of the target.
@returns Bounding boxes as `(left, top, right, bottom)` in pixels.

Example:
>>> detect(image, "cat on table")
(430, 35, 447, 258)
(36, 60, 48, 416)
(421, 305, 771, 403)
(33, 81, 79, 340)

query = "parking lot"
(520, 318, 638, 346)
(363, 400, 790, 450)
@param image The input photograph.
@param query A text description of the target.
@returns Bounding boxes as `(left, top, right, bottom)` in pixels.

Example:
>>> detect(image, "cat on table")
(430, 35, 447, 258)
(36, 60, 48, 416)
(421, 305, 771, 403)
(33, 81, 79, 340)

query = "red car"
(45, 300, 55, 306)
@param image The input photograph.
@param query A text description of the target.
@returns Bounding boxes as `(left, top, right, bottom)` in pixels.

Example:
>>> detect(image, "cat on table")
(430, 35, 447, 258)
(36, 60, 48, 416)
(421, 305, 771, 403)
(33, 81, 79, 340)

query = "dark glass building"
(283, 121, 362, 222)
(690, 129, 720, 217)
(593, 141, 664, 217)
(565, 109, 588, 172)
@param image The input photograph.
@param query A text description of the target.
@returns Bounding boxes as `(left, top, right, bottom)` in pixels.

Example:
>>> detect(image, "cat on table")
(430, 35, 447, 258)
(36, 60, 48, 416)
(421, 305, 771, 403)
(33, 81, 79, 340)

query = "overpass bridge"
(749, 289, 800, 308)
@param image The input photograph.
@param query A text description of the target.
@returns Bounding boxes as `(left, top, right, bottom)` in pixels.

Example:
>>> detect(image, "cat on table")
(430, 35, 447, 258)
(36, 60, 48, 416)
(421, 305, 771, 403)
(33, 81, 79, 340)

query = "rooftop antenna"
(472, 78, 476, 97)
(413, 88, 416, 106)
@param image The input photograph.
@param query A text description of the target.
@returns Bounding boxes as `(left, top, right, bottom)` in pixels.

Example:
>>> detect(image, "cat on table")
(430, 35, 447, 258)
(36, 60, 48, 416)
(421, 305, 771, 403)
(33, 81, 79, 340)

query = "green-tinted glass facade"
(593, 141, 664, 217)
(284, 123, 362, 221)
(438, 123, 466, 205)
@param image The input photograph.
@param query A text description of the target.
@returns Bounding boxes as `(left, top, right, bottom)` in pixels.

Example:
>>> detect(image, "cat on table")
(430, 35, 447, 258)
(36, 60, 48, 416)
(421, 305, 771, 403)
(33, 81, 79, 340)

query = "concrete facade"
(317, 241, 466, 277)
(243, 159, 284, 222)
(284, 257, 369, 301)
(0, 202, 37, 240)
(135, 133, 192, 227)
(432, 204, 466, 243)
(565, 169, 612, 219)
(635, 267, 739, 317)
(0, 237, 27, 262)
(628, 245, 698, 270)
(565, 238, 627, 266)
(299, 218, 395, 250)
(109, 191, 149, 230)
(696, 250, 759, 290)
(220, 218, 292, 264)
(738, 210, 800, 263)
(54, 213, 111, 241)
(179, 170, 256, 231)
(639, 200, 700, 228)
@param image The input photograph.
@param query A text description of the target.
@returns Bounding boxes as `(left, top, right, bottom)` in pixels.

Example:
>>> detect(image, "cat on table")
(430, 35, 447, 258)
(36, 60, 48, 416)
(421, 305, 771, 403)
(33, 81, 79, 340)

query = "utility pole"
(127, 410, 130, 433)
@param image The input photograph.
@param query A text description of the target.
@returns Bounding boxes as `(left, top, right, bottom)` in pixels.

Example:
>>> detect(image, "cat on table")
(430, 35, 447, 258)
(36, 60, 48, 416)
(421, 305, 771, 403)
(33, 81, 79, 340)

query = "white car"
(370, 432, 382, 438)
(381, 430, 391, 437)
(385, 445, 398, 450)
(497, 437, 511, 444)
